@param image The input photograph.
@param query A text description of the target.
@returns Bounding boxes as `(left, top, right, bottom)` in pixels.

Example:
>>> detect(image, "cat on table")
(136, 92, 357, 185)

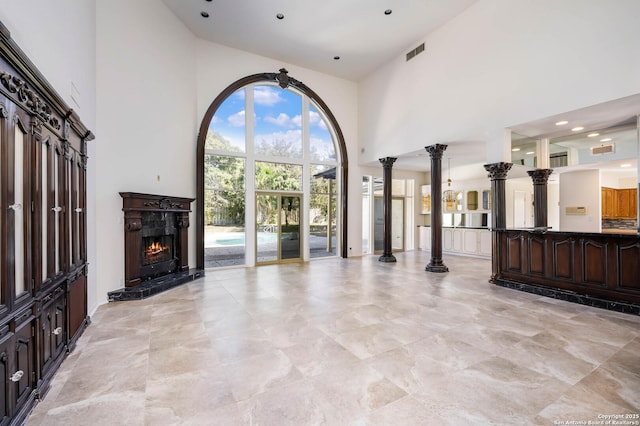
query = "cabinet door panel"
(480, 231, 492, 256)
(0, 101, 7, 311)
(0, 329, 11, 424)
(443, 229, 453, 251)
(68, 275, 87, 343)
(452, 229, 463, 252)
(13, 318, 34, 413)
(39, 306, 53, 375)
(53, 142, 64, 275)
(463, 230, 478, 254)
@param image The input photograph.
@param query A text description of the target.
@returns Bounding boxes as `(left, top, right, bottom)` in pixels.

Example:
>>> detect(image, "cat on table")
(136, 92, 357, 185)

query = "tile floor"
(26, 252, 640, 425)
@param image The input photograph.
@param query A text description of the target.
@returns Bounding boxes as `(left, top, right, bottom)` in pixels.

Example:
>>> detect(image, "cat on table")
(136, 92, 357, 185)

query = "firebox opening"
(142, 235, 174, 266)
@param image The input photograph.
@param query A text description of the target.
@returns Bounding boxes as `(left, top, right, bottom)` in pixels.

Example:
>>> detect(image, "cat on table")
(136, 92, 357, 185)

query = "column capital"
(484, 162, 512, 180)
(425, 144, 448, 159)
(527, 168, 553, 185)
(379, 157, 397, 169)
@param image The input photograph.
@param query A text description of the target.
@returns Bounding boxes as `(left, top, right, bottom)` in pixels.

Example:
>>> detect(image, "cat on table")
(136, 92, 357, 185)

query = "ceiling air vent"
(406, 43, 425, 61)
(591, 144, 615, 155)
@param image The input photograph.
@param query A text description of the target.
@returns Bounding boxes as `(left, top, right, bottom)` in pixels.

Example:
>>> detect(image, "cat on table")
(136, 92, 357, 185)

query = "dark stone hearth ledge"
(496, 279, 640, 316)
(108, 269, 204, 302)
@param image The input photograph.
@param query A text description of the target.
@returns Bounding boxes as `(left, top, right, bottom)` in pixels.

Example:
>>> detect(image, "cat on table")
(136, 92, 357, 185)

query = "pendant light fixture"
(443, 158, 456, 211)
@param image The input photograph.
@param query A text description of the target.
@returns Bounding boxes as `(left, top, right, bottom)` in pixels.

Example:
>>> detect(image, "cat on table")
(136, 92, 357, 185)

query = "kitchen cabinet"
(617, 188, 637, 219)
(601, 187, 637, 219)
(443, 228, 463, 252)
(420, 227, 491, 258)
(601, 187, 616, 218)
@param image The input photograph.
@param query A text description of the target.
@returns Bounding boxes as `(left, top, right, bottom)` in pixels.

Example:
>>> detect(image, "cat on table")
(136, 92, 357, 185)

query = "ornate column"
(527, 169, 553, 228)
(484, 162, 512, 282)
(378, 157, 397, 262)
(425, 144, 448, 273)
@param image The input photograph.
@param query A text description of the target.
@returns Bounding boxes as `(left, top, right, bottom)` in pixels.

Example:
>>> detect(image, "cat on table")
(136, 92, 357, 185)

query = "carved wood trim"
(552, 237, 575, 281)
(527, 235, 546, 276)
(617, 242, 640, 291)
(506, 233, 522, 272)
(581, 239, 607, 286)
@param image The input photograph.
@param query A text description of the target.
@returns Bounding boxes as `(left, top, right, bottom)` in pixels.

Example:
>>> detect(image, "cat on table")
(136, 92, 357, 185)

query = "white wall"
(548, 181, 560, 231)
(95, 0, 197, 307)
(195, 40, 362, 255)
(359, 0, 640, 177)
(601, 171, 637, 189)
(505, 178, 534, 229)
(0, 0, 98, 312)
(559, 170, 601, 233)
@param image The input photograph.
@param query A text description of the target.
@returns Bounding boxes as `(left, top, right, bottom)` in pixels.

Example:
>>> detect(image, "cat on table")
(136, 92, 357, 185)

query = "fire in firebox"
(143, 238, 172, 265)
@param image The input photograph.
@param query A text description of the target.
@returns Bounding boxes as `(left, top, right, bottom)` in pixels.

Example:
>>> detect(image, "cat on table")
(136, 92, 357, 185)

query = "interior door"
(374, 196, 404, 254)
(391, 198, 404, 251)
(514, 190, 527, 228)
(373, 197, 384, 253)
(256, 193, 301, 264)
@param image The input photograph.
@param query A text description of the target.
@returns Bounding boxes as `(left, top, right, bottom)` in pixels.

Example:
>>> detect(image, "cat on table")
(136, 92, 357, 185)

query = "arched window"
(196, 69, 348, 268)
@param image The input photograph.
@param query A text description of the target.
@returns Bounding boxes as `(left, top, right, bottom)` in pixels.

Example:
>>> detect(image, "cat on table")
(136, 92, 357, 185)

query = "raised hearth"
(108, 192, 203, 301)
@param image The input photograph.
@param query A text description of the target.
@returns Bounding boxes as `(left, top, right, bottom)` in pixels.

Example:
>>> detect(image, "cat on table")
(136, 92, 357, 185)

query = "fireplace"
(109, 193, 203, 301)
(138, 210, 178, 280)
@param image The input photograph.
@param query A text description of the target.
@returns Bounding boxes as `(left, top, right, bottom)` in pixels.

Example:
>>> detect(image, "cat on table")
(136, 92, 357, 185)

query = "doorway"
(256, 193, 302, 264)
(373, 196, 405, 254)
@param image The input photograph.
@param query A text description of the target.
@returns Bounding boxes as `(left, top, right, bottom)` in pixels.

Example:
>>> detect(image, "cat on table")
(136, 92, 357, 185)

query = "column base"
(425, 260, 448, 273)
(378, 253, 397, 263)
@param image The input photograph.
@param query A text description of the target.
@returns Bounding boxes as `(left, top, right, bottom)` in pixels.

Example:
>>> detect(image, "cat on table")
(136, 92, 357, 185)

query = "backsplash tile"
(602, 218, 637, 230)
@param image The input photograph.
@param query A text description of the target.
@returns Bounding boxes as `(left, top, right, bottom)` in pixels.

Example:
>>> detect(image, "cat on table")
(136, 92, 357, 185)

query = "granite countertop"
(500, 228, 639, 238)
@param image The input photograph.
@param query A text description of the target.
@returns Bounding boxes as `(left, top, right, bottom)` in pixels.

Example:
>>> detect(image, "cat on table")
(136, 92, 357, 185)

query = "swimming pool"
(205, 232, 278, 247)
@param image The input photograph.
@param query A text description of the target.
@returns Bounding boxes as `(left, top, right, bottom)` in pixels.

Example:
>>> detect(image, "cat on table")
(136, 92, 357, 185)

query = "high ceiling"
(162, 0, 638, 178)
(162, 0, 477, 81)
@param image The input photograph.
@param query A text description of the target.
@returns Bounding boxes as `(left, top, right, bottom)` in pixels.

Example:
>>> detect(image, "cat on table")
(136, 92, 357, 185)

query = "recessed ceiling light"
(333, 56, 340, 60)
(200, 11, 209, 18)
(571, 126, 584, 131)
(587, 133, 599, 137)
(600, 138, 612, 142)
(384, 9, 392, 15)
(276, 13, 284, 20)
(620, 163, 632, 168)
(511, 148, 521, 152)
(526, 151, 535, 155)
(555, 120, 568, 126)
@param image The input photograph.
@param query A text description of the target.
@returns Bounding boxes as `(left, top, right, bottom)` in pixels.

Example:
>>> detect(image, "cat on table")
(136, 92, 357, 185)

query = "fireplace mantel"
(109, 193, 203, 301)
(120, 192, 195, 213)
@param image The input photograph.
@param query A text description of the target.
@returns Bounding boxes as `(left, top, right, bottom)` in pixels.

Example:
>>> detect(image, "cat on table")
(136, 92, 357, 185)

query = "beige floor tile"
(25, 252, 640, 425)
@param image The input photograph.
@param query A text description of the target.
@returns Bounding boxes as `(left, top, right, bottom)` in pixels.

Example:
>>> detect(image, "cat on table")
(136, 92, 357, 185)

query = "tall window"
(203, 82, 340, 268)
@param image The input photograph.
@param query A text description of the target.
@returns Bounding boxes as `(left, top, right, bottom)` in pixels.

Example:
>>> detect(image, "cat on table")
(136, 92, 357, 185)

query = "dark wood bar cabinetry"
(494, 229, 640, 313)
(0, 20, 93, 424)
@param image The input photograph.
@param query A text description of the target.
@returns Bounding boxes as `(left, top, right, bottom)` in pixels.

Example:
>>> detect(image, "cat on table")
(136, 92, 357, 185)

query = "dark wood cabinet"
(495, 229, 640, 310)
(0, 19, 93, 424)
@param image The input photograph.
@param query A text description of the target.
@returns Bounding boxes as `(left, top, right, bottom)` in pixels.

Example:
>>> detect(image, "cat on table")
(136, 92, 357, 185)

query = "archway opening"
(196, 69, 348, 268)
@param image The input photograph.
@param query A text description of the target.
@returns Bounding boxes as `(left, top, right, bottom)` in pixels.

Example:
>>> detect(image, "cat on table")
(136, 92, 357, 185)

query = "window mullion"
(245, 84, 256, 266)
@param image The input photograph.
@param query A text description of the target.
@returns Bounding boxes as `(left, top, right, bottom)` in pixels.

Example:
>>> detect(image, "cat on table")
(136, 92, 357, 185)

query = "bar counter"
(493, 228, 640, 315)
